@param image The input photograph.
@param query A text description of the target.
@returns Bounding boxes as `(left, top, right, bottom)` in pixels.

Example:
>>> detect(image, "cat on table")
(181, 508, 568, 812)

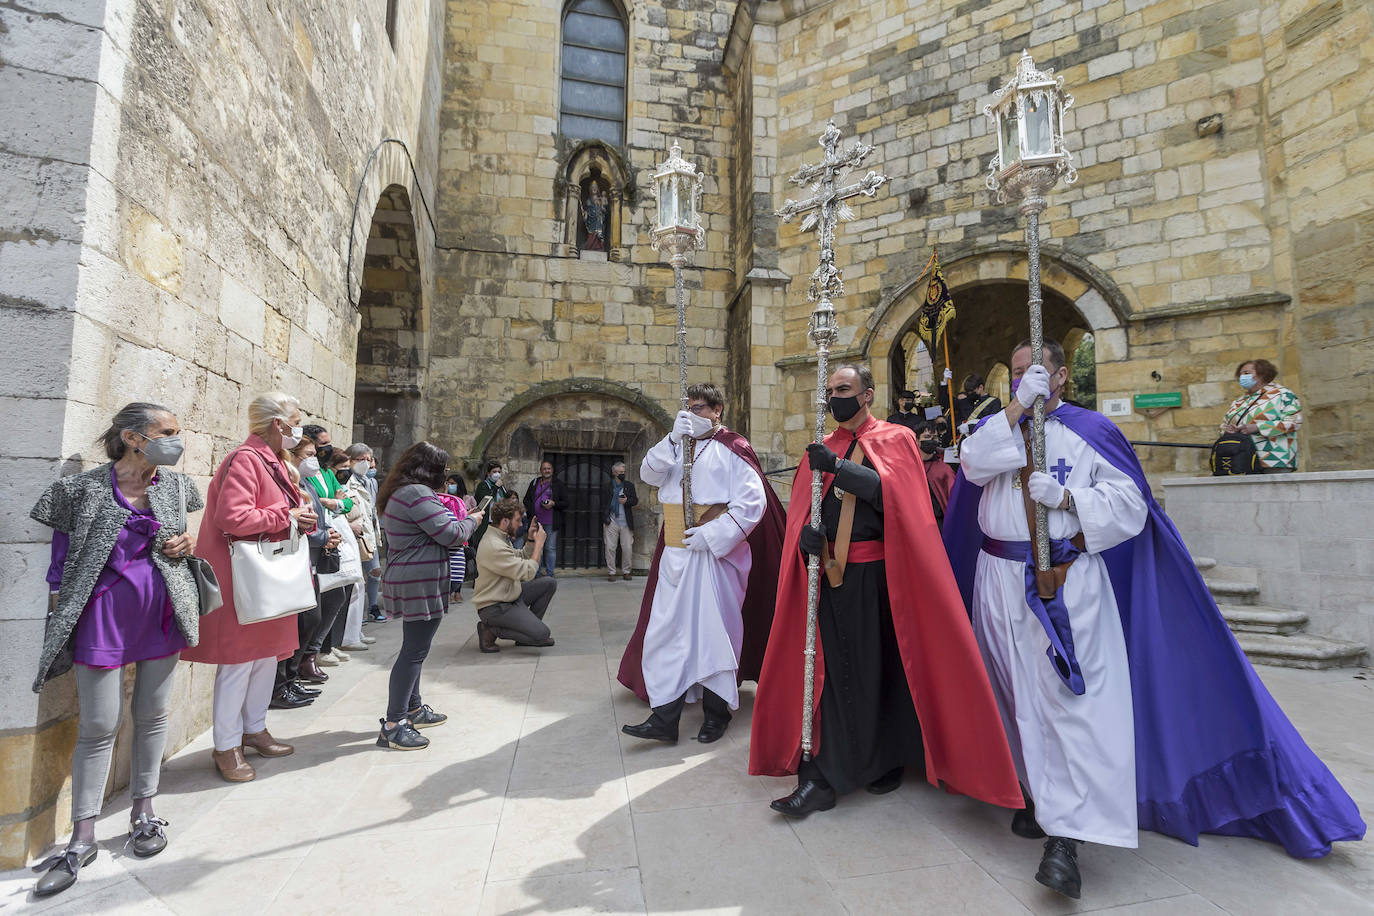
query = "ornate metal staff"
(984, 52, 1077, 571)
(776, 120, 887, 762)
(650, 143, 707, 526)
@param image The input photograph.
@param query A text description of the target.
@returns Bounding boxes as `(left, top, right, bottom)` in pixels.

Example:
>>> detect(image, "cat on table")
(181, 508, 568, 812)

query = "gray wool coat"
(29, 463, 204, 692)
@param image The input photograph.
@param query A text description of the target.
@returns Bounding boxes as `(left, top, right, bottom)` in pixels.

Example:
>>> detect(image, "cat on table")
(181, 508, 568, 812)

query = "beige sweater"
(472, 528, 539, 609)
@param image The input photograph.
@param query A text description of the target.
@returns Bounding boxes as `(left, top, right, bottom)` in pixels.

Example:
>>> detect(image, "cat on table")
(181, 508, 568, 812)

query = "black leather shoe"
(1035, 837, 1082, 899)
(698, 690, 731, 743)
(126, 814, 169, 858)
(622, 695, 685, 743)
(290, 680, 322, 697)
(769, 779, 837, 819)
(1011, 806, 1046, 839)
(866, 766, 904, 795)
(32, 842, 97, 897)
(696, 717, 729, 743)
(269, 684, 313, 710)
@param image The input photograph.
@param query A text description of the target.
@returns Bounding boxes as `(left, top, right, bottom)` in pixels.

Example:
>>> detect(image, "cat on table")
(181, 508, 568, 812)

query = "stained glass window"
(561, 0, 626, 145)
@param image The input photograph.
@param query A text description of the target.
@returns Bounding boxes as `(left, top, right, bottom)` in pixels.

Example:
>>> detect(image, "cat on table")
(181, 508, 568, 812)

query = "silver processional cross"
(776, 120, 887, 762)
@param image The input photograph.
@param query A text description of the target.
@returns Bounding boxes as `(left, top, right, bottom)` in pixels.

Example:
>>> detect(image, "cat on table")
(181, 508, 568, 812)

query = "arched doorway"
(352, 185, 425, 468)
(470, 379, 672, 571)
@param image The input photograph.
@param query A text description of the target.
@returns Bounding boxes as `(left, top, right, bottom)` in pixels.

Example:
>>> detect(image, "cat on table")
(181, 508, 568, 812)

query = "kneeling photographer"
(472, 498, 557, 653)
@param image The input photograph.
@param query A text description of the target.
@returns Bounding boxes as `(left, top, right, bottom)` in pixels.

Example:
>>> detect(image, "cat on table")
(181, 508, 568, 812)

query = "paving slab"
(2, 578, 1371, 914)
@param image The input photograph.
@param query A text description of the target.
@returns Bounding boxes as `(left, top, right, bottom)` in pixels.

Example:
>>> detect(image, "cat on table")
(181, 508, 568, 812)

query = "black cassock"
(804, 444, 926, 795)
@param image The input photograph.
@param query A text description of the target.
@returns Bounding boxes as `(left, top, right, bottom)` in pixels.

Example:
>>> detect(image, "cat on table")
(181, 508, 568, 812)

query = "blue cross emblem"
(1050, 458, 1072, 484)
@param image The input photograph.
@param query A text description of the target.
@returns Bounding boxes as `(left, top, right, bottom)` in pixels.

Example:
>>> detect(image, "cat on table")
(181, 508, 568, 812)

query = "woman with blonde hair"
(181, 393, 318, 782)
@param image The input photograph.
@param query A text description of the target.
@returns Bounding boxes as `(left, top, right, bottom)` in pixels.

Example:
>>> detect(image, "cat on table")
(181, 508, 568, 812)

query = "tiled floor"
(3, 578, 1371, 914)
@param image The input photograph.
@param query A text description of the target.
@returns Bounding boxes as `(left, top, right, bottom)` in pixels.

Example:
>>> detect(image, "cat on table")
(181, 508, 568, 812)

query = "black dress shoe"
(622, 716, 678, 742)
(1035, 837, 1082, 899)
(291, 680, 322, 697)
(866, 766, 904, 795)
(32, 842, 97, 897)
(769, 779, 837, 819)
(696, 717, 729, 743)
(269, 684, 313, 710)
(1011, 806, 1047, 839)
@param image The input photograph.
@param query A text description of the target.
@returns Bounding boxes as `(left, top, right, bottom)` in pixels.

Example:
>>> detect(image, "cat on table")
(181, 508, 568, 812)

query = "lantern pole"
(984, 51, 1077, 572)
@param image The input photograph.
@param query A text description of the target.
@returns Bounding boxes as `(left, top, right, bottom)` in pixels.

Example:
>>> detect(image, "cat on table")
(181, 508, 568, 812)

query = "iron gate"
(547, 452, 624, 569)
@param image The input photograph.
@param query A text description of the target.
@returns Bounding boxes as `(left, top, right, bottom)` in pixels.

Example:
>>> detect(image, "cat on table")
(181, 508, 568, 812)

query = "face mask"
(279, 422, 303, 449)
(688, 414, 715, 438)
(335, 468, 353, 484)
(352, 461, 370, 475)
(828, 395, 862, 422)
(1238, 373, 1255, 390)
(617, 473, 626, 481)
(447, 484, 458, 494)
(367, 468, 377, 479)
(919, 439, 938, 455)
(134, 432, 184, 466)
(299, 457, 320, 477)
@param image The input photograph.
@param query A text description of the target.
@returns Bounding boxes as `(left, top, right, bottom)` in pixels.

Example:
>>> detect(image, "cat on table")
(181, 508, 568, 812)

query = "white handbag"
(317, 514, 365, 593)
(230, 523, 316, 624)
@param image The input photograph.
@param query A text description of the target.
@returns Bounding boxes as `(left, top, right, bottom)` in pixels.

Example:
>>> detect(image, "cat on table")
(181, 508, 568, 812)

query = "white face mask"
(353, 461, 370, 475)
(299, 457, 320, 477)
(279, 421, 303, 449)
(688, 414, 715, 439)
(490, 471, 502, 483)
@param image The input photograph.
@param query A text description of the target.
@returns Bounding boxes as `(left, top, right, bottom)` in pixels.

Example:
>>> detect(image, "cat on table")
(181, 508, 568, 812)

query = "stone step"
(1207, 579, 1260, 605)
(1193, 556, 1217, 571)
(1236, 633, 1369, 670)
(1222, 605, 1309, 635)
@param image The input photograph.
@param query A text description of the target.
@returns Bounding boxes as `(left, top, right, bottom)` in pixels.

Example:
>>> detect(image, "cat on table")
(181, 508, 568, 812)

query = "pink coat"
(180, 435, 305, 665)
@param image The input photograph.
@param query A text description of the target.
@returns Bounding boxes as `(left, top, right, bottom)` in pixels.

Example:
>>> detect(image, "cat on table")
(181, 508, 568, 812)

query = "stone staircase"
(1196, 557, 1369, 669)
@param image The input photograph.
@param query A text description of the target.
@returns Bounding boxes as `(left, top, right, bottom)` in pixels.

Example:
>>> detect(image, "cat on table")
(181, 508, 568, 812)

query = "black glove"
(806, 442, 839, 474)
(798, 524, 826, 557)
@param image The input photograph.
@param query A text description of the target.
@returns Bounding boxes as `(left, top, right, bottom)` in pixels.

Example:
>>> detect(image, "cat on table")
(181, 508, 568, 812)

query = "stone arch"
(352, 184, 426, 467)
(556, 140, 633, 258)
(864, 245, 1129, 407)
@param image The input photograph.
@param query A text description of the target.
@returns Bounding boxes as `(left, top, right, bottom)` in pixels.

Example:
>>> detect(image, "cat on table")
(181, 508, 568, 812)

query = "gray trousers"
(72, 654, 180, 821)
(478, 577, 557, 644)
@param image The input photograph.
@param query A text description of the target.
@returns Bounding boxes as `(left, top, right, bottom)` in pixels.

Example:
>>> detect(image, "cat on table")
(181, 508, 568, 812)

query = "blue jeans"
(537, 530, 558, 577)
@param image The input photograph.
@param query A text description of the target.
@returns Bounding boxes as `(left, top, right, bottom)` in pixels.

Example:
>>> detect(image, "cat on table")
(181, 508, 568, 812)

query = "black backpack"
(1210, 433, 1260, 475)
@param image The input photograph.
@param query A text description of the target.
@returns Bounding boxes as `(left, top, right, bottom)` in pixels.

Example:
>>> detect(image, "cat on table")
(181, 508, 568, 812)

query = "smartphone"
(476, 495, 494, 516)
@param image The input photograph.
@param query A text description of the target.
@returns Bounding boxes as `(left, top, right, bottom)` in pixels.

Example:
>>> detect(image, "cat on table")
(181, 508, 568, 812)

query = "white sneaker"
(332, 649, 350, 662)
(341, 642, 369, 652)
(360, 636, 378, 644)
(317, 652, 340, 667)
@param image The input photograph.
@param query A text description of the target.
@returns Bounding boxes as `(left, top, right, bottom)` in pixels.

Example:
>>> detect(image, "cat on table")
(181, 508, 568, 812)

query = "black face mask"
(918, 439, 938, 455)
(334, 468, 352, 484)
(828, 395, 862, 422)
(617, 474, 626, 481)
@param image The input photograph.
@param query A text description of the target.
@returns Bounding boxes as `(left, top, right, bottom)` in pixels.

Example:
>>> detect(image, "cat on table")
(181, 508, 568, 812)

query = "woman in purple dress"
(29, 403, 204, 898)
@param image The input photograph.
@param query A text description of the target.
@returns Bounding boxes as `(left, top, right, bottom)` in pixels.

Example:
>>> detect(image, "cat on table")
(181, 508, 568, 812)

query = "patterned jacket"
(1221, 383, 1303, 469)
(29, 464, 204, 692)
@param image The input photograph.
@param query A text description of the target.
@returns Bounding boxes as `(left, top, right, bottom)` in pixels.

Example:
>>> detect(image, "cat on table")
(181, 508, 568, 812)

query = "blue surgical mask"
(447, 484, 458, 494)
(1238, 373, 1256, 390)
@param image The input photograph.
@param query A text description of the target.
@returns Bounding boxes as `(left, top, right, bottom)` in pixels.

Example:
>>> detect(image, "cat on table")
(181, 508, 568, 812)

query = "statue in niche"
(578, 167, 610, 253)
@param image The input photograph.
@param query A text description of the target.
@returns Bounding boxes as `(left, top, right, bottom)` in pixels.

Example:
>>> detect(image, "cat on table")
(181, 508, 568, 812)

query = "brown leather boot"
(299, 653, 329, 683)
(477, 620, 499, 654)
(241, 729, 294, 757)
(211, 747, 255, 782)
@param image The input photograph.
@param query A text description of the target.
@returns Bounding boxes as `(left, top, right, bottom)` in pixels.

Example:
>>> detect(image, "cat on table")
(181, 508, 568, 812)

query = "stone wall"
(724, 0, 1372, 478)
(1163, 471, 1374, 651)
(0, 0, 444, 867)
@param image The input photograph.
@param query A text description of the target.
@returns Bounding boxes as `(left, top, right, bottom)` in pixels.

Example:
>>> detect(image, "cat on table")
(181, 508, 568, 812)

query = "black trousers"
(308, 584, 351, 653)
(277, 593, 324, 687)
(811, 560, 925, 795)
(386, 616, 444, 722)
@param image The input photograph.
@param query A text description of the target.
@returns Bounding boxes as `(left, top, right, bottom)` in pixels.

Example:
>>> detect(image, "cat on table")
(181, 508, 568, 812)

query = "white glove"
(670, 410, 694, 445)
(942, 368, 953, 381)
(1027, 471, 1066, 509)
(681, 526, 712, 553)
(1016, 364, 1052, 408)
(957, 422, 971, 436)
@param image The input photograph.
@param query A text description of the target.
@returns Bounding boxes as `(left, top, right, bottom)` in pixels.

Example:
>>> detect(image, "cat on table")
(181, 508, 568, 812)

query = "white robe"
(959, 412, 1148, 847)
(639, 432, 766, 709)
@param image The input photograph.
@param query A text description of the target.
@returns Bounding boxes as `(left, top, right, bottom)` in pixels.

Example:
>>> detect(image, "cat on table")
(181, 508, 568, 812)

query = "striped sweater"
(380, 484, 478, 621)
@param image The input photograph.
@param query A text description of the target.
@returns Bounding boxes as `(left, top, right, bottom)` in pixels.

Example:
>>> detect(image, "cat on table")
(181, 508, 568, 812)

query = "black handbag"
(1210, 433, 1260, 475)
(179, 477, 224, 615)
(317, 546, 342, 574)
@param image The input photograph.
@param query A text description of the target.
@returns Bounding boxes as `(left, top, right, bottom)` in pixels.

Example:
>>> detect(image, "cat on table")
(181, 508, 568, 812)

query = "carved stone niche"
(557, 141, 632, 261)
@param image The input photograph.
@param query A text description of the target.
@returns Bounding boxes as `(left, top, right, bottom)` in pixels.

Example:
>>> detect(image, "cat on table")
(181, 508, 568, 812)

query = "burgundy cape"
(747, 415, 1023, 809)
(616, 429, 788, 702)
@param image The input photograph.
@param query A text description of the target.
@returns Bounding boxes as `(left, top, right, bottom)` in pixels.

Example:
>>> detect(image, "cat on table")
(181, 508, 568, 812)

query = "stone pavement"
(3, 578, 1372, 915)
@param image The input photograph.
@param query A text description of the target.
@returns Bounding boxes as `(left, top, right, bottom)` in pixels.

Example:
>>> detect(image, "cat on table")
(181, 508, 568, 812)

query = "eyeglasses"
(686, 403, 713, 415)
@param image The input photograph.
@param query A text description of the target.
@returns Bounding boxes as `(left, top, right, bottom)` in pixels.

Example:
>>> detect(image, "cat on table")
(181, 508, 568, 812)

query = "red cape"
(617, 429, 788, 702)
(747, 415, 1023, 809)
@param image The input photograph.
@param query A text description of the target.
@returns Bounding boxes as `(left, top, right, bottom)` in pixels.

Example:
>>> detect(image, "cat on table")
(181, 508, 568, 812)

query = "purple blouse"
(46, 468, 186, 668)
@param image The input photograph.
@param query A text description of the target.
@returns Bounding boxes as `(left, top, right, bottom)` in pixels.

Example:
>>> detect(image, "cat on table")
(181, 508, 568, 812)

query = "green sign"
(1133, 391, 1183, 409)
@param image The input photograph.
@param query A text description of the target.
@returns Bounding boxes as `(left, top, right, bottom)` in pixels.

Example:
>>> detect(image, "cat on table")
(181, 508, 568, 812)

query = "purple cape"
(942, 403, 1365, 858)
